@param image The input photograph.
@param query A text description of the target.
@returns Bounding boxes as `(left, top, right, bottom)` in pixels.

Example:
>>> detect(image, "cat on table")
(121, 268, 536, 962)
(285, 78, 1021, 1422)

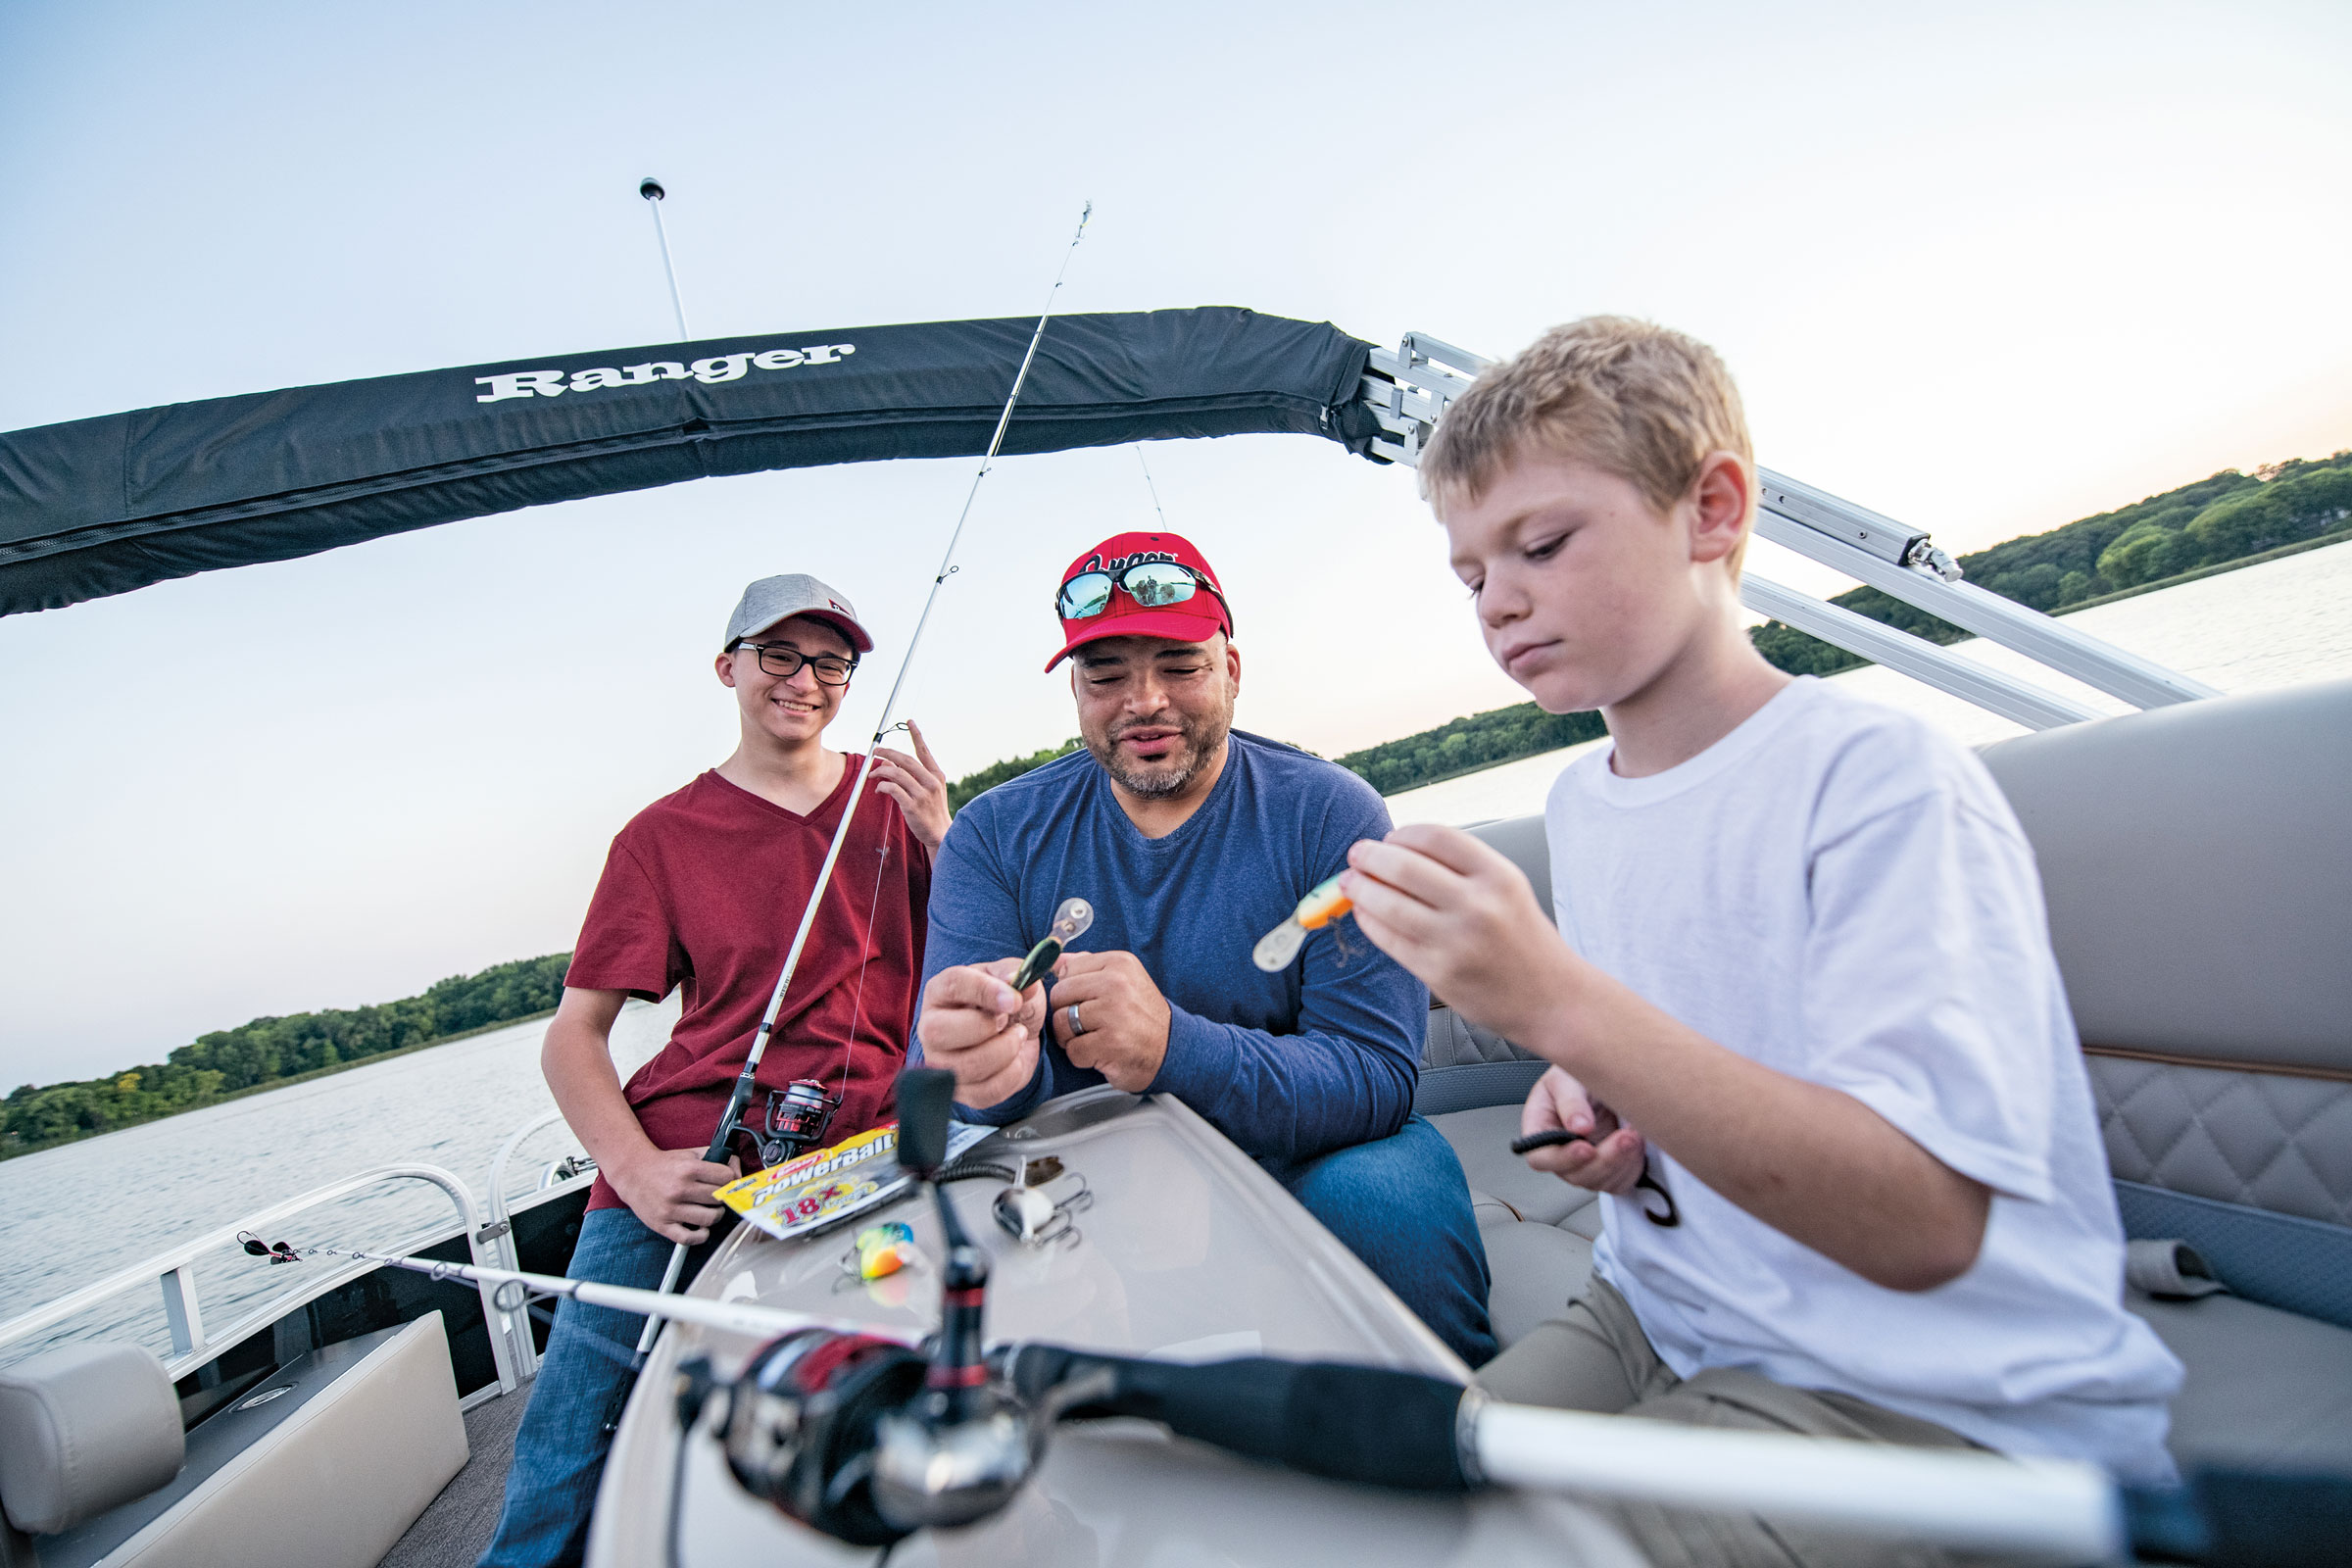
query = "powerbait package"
(717, 1119, 991, 1242)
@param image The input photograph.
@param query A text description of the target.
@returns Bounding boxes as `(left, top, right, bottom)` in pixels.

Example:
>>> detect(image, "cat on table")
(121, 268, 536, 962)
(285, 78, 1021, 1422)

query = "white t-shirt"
(1546, 676, 2182, 1480)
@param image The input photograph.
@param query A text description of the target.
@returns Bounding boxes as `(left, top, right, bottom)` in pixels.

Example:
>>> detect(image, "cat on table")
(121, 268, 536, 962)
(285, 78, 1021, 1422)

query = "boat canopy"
(0, 308, 1380, 617)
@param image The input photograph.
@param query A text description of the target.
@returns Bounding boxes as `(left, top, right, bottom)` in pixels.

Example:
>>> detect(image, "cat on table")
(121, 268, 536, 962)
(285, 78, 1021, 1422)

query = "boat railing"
(0, 1162, 522, 1400)
(484, 1107, 594, 1382)
(1357, 332, 2223, 730)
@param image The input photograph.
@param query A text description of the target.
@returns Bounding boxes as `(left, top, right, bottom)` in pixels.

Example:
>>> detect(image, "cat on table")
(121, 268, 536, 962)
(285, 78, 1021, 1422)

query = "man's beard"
(1088, 708, 1232, 799)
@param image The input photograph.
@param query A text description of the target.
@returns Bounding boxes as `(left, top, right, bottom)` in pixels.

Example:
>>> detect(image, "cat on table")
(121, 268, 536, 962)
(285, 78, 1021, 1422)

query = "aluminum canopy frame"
(1357, 332, 2220, 731)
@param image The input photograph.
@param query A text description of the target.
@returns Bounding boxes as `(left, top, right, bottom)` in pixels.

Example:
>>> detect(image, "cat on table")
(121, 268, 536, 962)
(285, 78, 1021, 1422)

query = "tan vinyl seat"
(1424, 679, 2352, 1471)
(10, 1313, 468, 1568)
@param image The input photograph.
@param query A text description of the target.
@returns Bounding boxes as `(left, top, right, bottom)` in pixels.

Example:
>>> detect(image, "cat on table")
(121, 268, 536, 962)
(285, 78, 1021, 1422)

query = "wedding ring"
(1065, 1003, 1087, 1037)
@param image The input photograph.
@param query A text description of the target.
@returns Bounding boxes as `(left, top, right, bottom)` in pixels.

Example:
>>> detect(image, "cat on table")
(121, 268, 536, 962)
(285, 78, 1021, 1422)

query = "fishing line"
(1133, 443, 1170, 528)
(626, 200, 1099, 1367)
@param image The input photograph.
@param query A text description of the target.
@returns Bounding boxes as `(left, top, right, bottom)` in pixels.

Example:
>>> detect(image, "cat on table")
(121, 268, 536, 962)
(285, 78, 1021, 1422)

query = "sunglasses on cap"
(1055, 560, 1227, 622)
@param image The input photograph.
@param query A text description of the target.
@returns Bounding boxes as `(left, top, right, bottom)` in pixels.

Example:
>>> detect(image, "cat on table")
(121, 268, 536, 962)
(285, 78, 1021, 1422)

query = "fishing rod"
(620, 201, 1100, 1386)
(267, 1071, 2349, 1564)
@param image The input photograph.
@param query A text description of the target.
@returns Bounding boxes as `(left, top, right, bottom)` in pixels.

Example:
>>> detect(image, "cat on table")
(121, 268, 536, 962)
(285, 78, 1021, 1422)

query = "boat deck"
(383, 1385, 527, 1567)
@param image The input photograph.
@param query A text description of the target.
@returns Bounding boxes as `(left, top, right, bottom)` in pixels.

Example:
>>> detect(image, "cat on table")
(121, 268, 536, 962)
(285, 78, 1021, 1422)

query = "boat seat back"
(1980, 677, 2352, 1330)
(0, 1343, 183, 1537)
(19, 1313, 466, 1568)
(1414, 815, 1553, 1113)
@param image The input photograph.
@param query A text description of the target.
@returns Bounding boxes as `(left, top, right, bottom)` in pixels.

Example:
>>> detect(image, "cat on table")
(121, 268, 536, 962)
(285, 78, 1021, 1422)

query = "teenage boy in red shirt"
(480, 574, 951, 1568)
(1342, 319, 2180, 1567)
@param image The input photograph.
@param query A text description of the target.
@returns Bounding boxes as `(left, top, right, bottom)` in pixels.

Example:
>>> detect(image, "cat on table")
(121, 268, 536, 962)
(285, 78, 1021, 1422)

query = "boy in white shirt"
(1340, 318, 2180, 1567)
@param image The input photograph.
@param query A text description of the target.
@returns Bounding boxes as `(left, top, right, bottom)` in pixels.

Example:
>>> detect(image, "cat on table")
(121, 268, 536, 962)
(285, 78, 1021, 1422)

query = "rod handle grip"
(1002, 1346, 1471, 1493)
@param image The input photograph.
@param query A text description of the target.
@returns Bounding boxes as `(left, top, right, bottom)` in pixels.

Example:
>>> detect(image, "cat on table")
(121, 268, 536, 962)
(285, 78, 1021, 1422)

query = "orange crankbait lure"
(1251, 874, 1352, 971)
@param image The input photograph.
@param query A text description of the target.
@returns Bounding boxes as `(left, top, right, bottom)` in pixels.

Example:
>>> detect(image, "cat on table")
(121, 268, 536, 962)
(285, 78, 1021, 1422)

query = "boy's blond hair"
(1421, 316, 1757, 572)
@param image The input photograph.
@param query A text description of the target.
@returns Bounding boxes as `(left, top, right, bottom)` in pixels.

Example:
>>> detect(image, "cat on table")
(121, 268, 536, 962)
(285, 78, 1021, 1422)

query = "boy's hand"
(609, 1148, 743, 1247)
(1522, 1067, 1647, 1196)
(918, 958, 1047, 1108)
(1047, 951, 1172, 1093)
(873, 720, 953, 850)
(1342, 823, 1582, 1046)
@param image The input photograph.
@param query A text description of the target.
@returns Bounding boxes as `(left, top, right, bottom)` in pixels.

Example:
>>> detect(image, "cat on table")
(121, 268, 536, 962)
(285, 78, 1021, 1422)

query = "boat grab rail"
(0, 1162, 520, 1396)
(484, 1107, 593, 1382)
(1356, 332, 2222, 726)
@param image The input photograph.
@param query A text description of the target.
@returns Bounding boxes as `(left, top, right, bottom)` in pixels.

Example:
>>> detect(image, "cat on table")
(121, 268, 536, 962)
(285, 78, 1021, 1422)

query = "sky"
(3, 0, 2348, 1085)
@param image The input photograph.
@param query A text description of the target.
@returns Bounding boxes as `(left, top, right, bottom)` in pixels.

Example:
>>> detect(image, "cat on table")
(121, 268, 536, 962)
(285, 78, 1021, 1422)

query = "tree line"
(1749, 451, 2352, 678)
(2, 954, 570, 1159)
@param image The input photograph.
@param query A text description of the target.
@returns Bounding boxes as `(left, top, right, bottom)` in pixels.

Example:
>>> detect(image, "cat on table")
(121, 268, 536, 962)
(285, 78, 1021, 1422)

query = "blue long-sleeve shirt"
(916, 730, 1427, 1167)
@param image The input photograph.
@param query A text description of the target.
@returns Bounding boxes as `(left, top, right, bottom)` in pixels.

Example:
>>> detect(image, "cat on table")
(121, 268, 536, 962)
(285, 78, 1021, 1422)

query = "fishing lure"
(844, 1221, 920, 1281)
(1251, 874, 1352, 971)
(1011, 897, 1095, 993)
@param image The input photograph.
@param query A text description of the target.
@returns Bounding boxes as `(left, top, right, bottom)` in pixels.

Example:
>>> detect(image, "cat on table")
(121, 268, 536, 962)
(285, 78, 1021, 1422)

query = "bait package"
(1012, 896, 1095, 993)
(1251, 874, 1353, 971)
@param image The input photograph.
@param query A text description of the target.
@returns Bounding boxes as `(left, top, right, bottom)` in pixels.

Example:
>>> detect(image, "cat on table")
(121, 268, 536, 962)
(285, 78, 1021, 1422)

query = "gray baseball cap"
(722, 574, 874, 655)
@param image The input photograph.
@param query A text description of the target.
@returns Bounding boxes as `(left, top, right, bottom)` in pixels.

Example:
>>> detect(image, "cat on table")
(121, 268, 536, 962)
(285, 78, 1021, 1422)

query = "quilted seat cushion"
(2091, 1054, 2352, 1228)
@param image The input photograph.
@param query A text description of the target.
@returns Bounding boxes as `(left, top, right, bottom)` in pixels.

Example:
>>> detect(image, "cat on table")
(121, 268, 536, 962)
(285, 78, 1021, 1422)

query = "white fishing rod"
(325, 1243, 2325, 1563)
(622, 202, 1099, 1376)
(337, 1247, 914, 1348)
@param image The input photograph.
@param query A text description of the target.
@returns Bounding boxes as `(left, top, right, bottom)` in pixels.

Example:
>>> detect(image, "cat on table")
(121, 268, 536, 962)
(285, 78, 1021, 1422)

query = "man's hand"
(1342, 823, 1585, 1045)
(1522, 1066, 1646, 1196)
(873, 720, 953, 850)
(918, 958, 1048, 1107)
(606, 1147, 742, 1247)
(1047, 951, 1172, 1093)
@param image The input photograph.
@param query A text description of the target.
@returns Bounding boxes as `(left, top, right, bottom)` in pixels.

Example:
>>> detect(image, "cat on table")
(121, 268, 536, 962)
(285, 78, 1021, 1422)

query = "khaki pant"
(1475, 1280, 2005, 1568)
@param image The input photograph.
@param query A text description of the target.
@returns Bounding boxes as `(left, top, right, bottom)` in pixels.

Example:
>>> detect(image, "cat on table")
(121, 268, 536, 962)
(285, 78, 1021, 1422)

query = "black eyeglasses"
(1056, 560, 1227, 622)
(737, 642, 858, 686)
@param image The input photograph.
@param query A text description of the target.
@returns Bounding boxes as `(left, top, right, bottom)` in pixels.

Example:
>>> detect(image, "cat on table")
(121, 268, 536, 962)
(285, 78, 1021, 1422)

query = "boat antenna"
(639, 176, 692, 341)
(612, 200, 1097, 1398)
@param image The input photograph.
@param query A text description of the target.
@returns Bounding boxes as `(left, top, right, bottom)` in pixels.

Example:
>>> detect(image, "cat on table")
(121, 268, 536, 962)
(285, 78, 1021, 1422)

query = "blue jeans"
(478, 1206, 730, 1568)
(1277, 1115, 1496, 1367)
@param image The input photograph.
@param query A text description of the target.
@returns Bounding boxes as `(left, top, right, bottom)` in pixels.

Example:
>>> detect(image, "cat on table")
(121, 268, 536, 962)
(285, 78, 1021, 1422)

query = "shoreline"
(0, 1007, 560, 1164)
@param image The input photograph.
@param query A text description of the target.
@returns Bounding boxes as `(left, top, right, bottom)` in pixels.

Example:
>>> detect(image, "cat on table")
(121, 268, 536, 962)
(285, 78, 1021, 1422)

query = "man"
(915, 532, 1495, 1367)
(481, 574, 952, 1568)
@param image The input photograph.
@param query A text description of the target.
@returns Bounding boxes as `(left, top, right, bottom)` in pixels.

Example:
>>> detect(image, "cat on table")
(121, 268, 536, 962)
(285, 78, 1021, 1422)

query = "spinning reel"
(721, 1077, 842, 1169)
(674, 1068, 1045, 1545)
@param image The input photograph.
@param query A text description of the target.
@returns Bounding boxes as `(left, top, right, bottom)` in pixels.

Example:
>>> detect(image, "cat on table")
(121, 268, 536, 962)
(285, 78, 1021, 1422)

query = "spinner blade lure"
(1012, 897, 1095, 993)
(1252, 874, 1352, 971)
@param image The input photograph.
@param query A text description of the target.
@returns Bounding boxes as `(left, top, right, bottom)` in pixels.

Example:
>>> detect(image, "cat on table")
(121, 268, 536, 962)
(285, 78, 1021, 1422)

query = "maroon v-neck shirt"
(565, 765, 931, 1211)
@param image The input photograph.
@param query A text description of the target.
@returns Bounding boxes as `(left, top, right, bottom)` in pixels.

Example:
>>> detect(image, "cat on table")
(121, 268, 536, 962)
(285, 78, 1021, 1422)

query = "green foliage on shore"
(1748, 451, 2352, 679)
(1334, 706, 1611, 796)
(2, 954, 571, 1159)
(945, 737, 1082, 810)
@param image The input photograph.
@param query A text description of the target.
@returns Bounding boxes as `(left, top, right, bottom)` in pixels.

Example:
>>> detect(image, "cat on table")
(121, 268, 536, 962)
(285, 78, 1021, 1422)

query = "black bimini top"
(0, 308, 1382, 617)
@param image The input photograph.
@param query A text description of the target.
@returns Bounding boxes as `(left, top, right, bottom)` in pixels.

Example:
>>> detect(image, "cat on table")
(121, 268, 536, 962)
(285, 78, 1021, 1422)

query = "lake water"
(5, 542, 2347, 1362)
(0, 998, 672, 1367)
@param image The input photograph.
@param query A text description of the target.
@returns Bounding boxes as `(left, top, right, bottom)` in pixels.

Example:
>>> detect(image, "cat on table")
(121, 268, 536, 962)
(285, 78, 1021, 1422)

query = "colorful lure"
(848, 1221, 918, 1281)
(1251, 874, 1353, 971)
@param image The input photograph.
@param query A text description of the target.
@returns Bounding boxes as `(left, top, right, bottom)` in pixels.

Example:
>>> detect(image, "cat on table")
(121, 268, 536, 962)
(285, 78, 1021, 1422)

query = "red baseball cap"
(1044, 531, 1235, 672)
